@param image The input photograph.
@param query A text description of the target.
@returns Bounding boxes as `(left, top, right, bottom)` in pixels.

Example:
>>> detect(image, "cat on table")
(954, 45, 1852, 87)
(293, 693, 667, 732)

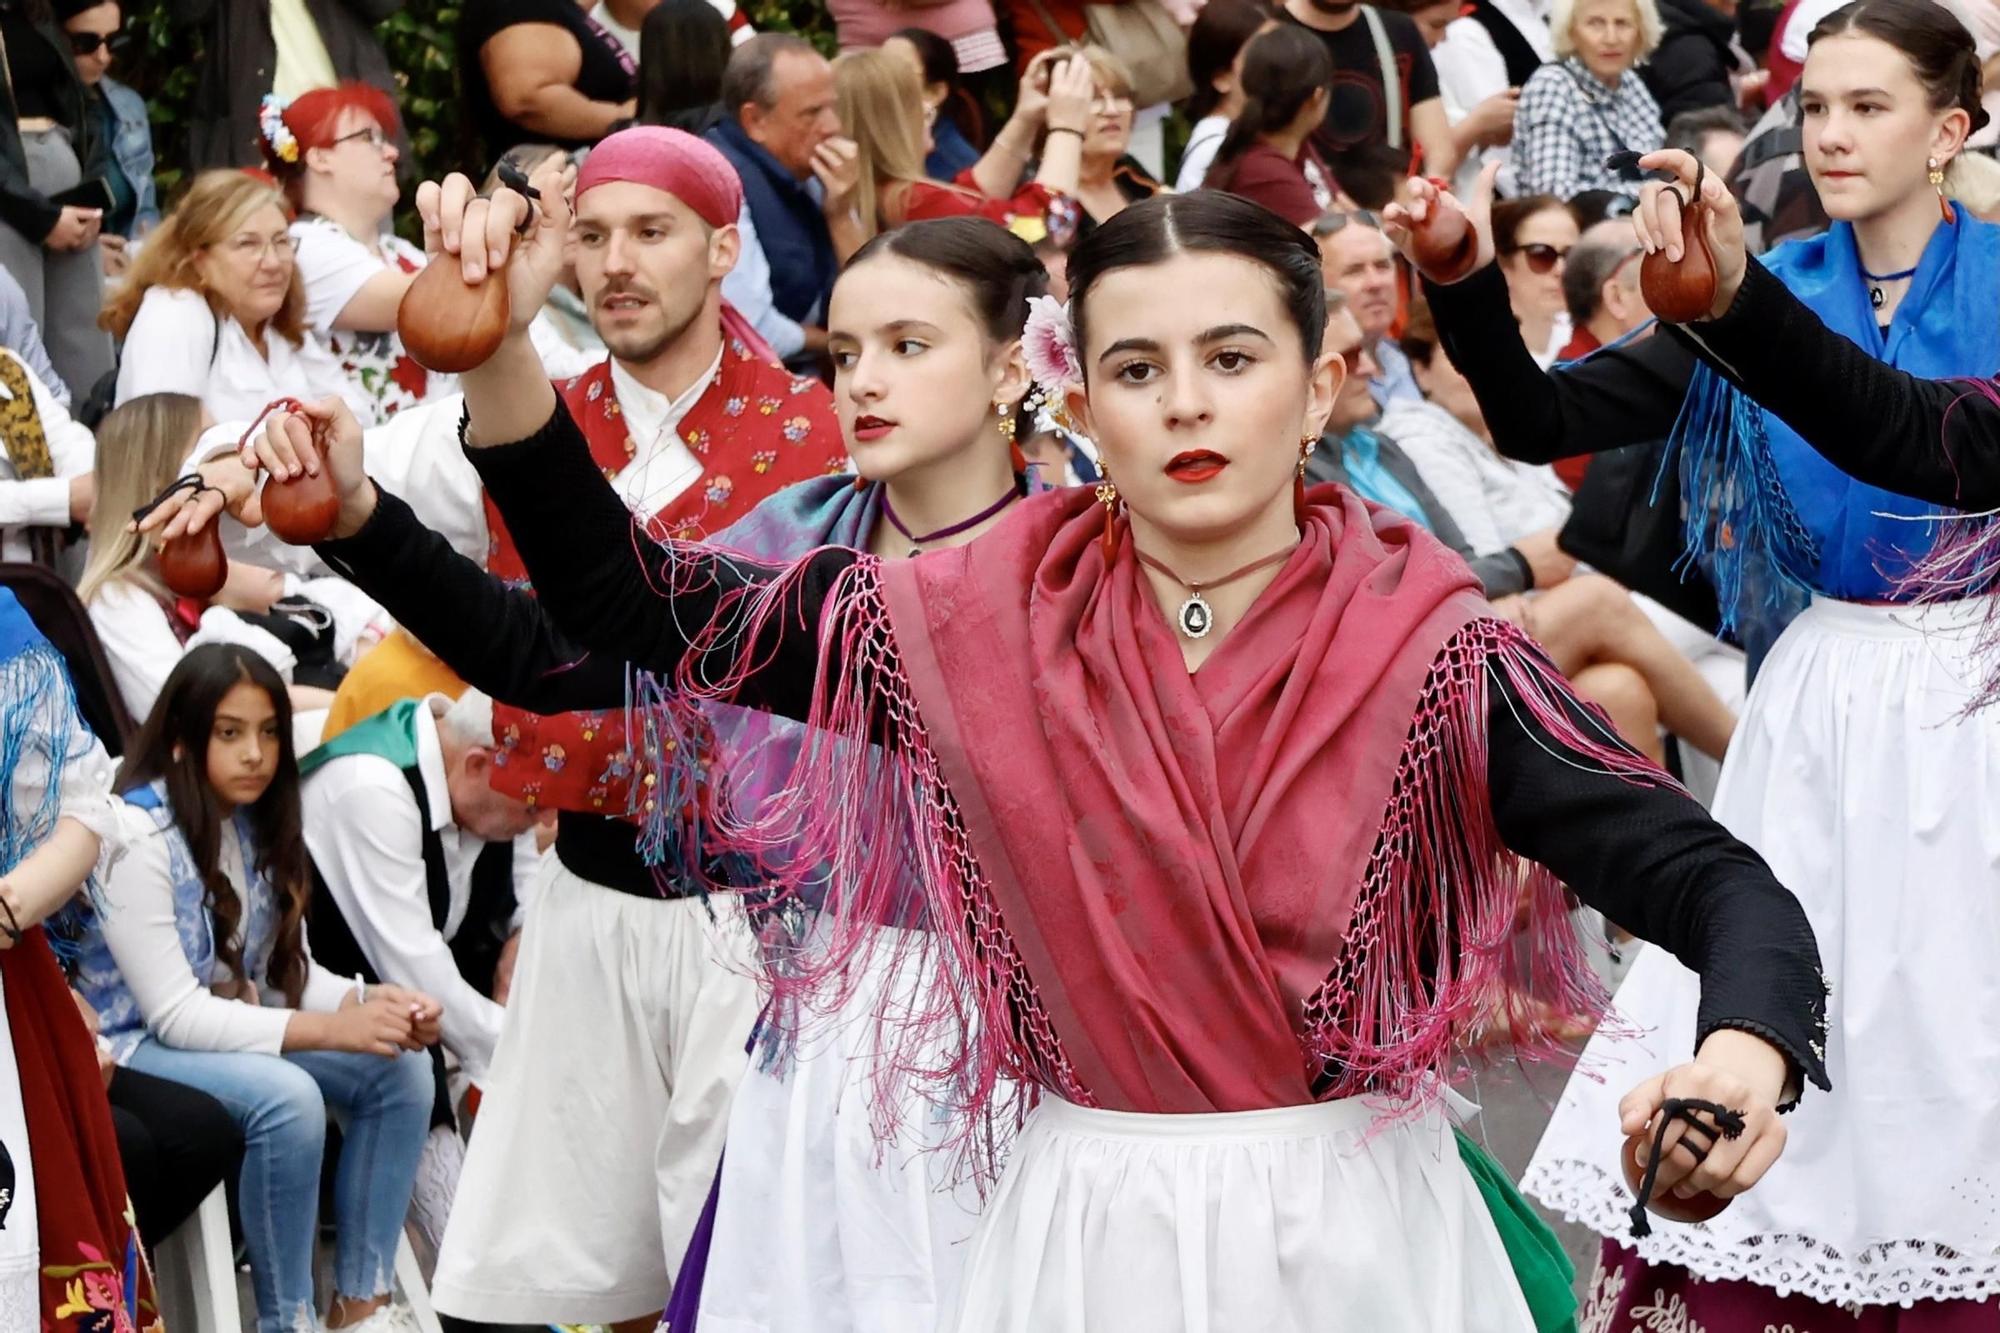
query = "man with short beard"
(204, 126, 845, 1332)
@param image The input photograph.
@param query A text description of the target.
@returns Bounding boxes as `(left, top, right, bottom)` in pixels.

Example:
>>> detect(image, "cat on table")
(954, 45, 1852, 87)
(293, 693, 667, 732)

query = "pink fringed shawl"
(663, 485, 1630, 1151)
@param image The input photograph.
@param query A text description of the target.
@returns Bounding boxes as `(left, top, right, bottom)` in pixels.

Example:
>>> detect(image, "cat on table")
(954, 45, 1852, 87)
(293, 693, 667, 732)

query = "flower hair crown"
(259, 95, 299, 165)
(1021, 294, 1080, 426)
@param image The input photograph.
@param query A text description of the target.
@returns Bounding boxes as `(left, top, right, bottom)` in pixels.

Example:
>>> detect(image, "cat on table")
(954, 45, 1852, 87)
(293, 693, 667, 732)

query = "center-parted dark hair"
(1184, 0, 1276, 122)
(1203, 25, 1333, 193)
(1068, 192, 1326, 376)
(1809, 0, 1991, 136)
(115, 644, 312, 1007)
(843, 217, 1049, 345)
(638, 0, 734, 131)
(1491, 194, 1573, 254)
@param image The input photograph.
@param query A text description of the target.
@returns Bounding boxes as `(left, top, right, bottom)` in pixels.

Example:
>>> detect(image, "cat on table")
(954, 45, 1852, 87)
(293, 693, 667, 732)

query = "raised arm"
(1635, 148, 2000, 510)
(1385, 170, 1695, 464)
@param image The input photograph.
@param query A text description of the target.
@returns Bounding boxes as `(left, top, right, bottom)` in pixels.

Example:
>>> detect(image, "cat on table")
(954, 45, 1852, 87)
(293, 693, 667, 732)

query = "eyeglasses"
(1512, 242, 1571, 274)
(1089, 92, 1132, 113)
(66, 30, 123, 55)
(222, 233, 297, 262)
(330, 126, 391, 152)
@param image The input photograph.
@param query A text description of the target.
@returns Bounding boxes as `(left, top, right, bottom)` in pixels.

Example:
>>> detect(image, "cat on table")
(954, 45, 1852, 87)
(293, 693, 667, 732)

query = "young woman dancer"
(237, 169, 1837, 1330)
(1388, 0, 2000, 1324)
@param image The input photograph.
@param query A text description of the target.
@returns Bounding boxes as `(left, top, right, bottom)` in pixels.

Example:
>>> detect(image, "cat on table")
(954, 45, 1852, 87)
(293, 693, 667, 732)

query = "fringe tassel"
(1300, 620, 1659, 1103)
(6, 640, 107, 963)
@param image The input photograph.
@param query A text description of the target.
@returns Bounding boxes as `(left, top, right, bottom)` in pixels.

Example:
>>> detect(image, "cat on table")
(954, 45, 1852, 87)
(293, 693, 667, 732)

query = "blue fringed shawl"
(1671, 216, 2000, 651)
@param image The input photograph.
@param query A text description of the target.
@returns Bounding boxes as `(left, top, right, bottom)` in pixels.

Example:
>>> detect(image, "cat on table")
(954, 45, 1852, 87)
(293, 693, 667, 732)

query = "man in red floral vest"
(400, 129, 846, 1331)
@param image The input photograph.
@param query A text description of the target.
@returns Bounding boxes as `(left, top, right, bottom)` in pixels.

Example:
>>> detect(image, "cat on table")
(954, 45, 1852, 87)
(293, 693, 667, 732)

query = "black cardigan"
(440, 397, 1833, 1099)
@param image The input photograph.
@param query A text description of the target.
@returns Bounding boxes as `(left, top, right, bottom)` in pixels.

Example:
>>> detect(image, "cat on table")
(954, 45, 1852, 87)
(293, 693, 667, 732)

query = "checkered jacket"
(1510, 57, 1666, 201)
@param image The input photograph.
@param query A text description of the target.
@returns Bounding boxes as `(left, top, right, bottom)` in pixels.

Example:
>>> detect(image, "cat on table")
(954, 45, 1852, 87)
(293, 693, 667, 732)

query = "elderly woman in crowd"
(1047, 44, 1163, 235)
(1511, 0, 1665, 203)
(1491, 194, 1581, 364)
(104, 169, 354, 422)
(262, 82, 449, 425)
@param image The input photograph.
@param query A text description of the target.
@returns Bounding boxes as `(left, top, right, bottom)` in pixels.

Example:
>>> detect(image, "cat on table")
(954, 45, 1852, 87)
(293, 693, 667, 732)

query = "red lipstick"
(853, 415, 896, 442)
(1165, 450, 1229, 483)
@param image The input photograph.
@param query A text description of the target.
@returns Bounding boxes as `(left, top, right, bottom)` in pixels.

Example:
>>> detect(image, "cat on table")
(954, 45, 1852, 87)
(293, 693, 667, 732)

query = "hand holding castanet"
(396, 259, 511, 373)
(248, 398, 343, 542)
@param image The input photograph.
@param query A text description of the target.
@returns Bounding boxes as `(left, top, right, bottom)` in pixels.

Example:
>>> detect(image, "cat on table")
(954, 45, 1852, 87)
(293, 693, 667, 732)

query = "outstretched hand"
(1381, 161, 1501, 285)
(1619, 1028, 1791, 1203)
(1634, 148, 1748, 321)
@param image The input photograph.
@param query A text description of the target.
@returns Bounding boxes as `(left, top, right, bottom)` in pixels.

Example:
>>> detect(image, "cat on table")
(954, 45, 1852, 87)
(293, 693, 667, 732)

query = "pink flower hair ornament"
(1021, 295, 1082, 423)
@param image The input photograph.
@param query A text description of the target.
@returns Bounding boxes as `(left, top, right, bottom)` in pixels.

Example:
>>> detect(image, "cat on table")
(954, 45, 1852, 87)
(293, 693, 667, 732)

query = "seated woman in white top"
(67, 643, 440, 1333)
(103, 170, 358, 424)
(77, 392, 327, 722)
(264, 84, 456, 426)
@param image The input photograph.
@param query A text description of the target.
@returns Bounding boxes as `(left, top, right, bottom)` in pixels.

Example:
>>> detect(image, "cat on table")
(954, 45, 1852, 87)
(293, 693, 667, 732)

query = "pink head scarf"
(575, 126, 779, 363)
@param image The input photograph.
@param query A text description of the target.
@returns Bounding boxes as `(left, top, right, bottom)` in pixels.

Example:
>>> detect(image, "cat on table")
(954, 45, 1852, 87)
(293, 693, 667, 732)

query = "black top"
(459, 0, 635, 162)
(1641, 0, 1738, 124)
(1424, 264, 1700, 465)
(316, 489, 671, 899)
(1282, 6, 1439, 160)
(456, 397, 1833, 1099)
(1676, 258, 2000, 512)
(0, 8, 67, 120)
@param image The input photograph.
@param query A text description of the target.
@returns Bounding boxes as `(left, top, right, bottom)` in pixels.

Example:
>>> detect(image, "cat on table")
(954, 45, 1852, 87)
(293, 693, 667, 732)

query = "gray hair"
(1563, 223, 1642, 327)
(437, 688, 497, 750)
(721, 33, 819, 116)
(1549, 0, 1663, 63)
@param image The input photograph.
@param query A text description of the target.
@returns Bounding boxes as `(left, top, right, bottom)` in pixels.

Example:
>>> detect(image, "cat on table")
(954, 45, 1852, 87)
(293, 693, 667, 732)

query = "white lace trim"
(1526, 1155, 2000, 1309)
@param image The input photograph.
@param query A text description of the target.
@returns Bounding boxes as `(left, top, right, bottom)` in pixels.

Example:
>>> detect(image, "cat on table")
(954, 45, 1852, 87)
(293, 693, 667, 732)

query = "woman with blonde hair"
(1045, 44, 1166, 236)
(78, 393, 308, 721)
(837, 46, 1092, 238)
(102, 169, 353, 422)
(1510, 0, 1666, 204)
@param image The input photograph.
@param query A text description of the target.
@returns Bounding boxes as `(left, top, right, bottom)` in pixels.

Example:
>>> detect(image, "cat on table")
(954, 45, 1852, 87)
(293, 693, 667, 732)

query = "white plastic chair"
(150, 1184, 242, 1331)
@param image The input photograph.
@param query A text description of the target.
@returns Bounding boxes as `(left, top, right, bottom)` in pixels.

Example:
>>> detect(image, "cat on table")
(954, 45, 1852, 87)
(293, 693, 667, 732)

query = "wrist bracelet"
(1046, 126, 1085, 138)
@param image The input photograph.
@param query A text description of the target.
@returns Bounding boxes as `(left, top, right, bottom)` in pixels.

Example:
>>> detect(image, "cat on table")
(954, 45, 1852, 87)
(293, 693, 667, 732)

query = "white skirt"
(950, 1096, 1535, 1333)
(1525, 596, 2000, 1308)
(698, 927, 989, 1333)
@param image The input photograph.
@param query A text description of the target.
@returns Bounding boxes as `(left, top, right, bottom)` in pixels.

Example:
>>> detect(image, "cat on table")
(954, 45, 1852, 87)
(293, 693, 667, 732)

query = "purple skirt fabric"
(1587, 1241, 2000, 1331)
(662, 1158, 723, 1332)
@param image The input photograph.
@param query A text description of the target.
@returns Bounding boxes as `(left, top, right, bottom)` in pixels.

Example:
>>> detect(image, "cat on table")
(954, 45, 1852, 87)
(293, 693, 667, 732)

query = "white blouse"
(98, 801, 352, 1055)
(87, 579, 298, 724)
(291, 217, 456, 426)
(114, 286, 364, 425)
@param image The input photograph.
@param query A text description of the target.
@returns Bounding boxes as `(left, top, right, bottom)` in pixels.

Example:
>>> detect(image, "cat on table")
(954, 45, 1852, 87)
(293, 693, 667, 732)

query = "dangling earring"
(1295, 435, 1315, 527)
(1931, 156, 1954, 223)
(1096, 474, 1120, 559)
(996, 399, 1027, 474)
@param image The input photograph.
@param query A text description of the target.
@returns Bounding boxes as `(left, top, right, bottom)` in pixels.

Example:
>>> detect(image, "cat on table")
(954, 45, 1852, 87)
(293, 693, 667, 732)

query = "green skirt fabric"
(1454, 1129, 1578, 1333)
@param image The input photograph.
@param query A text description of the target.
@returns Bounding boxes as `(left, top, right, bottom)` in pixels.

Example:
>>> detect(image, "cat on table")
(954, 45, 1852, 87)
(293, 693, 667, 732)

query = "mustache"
(594, 280, 659, 305)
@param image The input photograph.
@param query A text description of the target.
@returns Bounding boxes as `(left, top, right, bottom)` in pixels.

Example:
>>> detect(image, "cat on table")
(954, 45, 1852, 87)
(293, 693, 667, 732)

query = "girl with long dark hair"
(1202, 24, 1339, 227)
(69, 643, 440, 1333)
(636, 0, 733, 134)
(1391, 0, 2000, 1324)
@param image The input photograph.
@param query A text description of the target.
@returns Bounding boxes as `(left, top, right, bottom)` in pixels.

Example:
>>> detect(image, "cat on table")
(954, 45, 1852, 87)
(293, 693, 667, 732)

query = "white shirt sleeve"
(88, 581, 187, 723)
(721, 204, 807, 361)
(1383, 403, 1509, 555)
(300, 759, 505, 1080)
(115, 288, 217, 408)
(97, 809, 296, 1053)
(291, 219, 387, 334)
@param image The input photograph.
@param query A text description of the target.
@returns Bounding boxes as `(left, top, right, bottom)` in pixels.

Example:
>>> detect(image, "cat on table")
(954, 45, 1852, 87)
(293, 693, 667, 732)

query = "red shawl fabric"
(678, 485, 1635, 1147)
(483, 350, 844, 814)
(10, 929, 159, 1331)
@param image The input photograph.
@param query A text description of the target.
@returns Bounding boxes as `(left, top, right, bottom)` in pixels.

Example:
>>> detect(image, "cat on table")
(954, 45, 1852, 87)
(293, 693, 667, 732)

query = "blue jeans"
(126, 1038, 434, 1333)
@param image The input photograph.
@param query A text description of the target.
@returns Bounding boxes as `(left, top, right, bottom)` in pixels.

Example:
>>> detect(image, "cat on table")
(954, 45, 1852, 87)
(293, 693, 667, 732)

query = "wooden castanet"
(1639, 188, 1720, 324)
(1621, 1128, 1730, 1224)
(1408, 179, 1482, 284)
(159, 524, 227, 600)
(397, 258, 510, 373)
(262, 467, 341, 544)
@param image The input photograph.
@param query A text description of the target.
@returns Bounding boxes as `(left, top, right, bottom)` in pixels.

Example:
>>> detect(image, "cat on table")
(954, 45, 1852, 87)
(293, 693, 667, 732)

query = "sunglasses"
(1512, 242, 1571, 274)
(66, 30, 124, 55)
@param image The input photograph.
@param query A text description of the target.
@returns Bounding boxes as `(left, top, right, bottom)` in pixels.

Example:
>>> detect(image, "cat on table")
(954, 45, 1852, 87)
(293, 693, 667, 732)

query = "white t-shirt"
(291, 217, 456, 426)
(0, 349, 93, 562)
(114, 286, 363, 425)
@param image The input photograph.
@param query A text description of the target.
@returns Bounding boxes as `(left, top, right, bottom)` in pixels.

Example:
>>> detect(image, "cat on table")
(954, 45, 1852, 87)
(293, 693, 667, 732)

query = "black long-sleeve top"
(450, 396, 1831, 1098)
(1676, 259, 2000, 511)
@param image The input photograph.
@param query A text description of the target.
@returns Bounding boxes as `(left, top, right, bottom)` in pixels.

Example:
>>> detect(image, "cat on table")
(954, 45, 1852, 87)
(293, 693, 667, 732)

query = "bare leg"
(1527, 576, 1737, 761)
(1570, 662, 1667, 765)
